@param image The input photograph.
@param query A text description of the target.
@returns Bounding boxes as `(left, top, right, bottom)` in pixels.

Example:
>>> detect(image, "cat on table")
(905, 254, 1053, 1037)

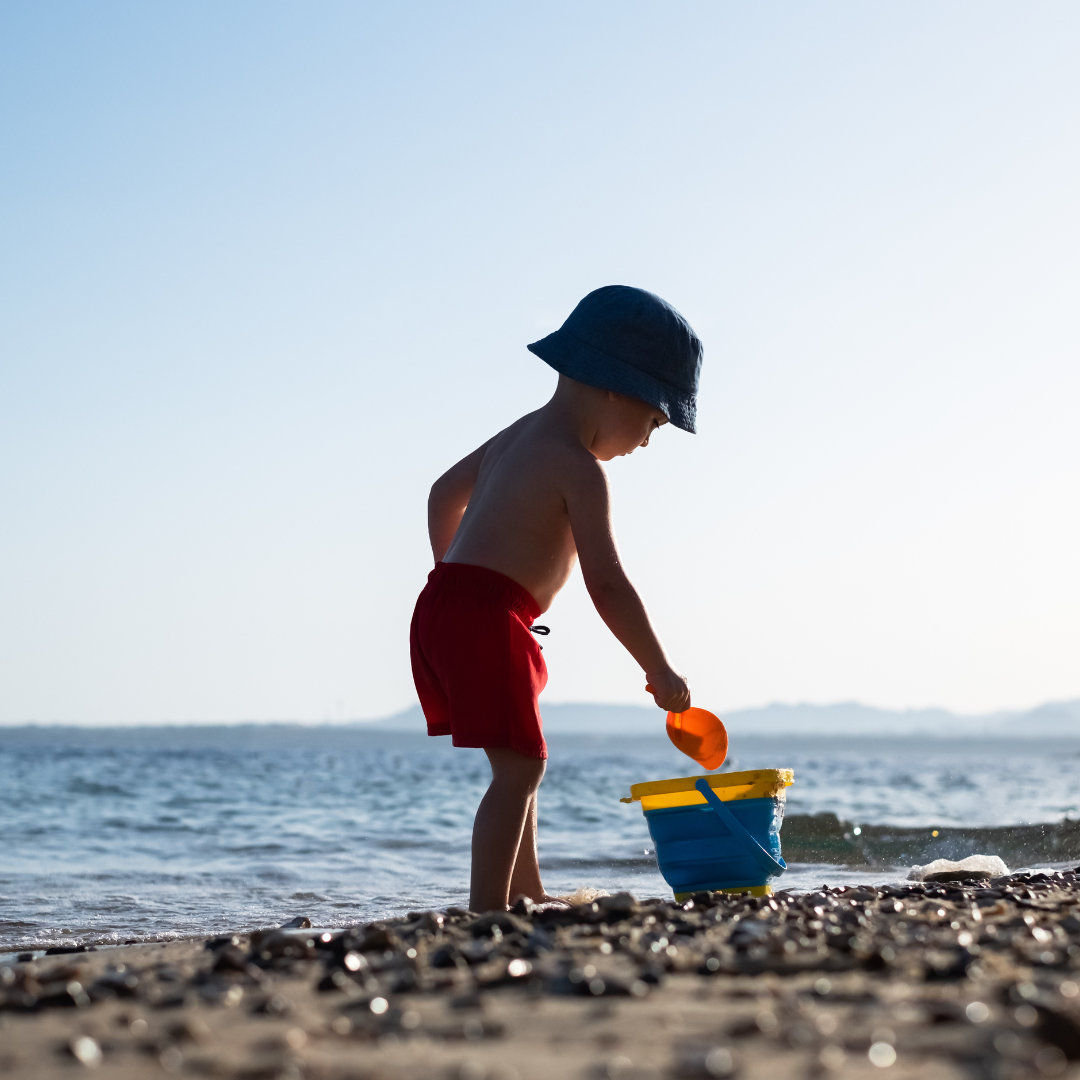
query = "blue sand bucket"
(621, 769, 793, 899)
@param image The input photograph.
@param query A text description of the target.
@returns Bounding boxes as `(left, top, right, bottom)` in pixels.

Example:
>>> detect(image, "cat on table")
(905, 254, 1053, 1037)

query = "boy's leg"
(506, 791, 570, 907)
(470, 748, 546, 913)
(507, 791, 544, 905)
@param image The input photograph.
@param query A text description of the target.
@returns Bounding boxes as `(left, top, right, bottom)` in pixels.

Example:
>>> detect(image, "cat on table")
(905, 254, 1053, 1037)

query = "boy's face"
(591, 392, 669, 461)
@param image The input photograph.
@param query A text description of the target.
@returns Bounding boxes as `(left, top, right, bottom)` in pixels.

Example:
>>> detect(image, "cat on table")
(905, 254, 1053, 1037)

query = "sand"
(2, 869, 1079, 1079)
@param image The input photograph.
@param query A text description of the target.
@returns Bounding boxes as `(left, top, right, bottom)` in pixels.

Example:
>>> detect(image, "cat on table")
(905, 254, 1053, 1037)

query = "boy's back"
(441, 408, 582, 612)
(439, 385, 665, 612)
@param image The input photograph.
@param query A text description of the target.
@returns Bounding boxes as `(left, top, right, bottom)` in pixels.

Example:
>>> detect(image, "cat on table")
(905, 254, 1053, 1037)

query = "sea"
(2, 726, 1079, 954)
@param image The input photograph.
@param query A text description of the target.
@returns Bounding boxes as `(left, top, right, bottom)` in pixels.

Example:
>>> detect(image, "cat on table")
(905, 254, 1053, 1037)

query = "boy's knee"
(485, 747, 546, 791)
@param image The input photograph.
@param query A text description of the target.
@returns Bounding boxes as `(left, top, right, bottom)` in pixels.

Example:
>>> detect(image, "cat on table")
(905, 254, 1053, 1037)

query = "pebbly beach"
(3, 870, 1080, 1080)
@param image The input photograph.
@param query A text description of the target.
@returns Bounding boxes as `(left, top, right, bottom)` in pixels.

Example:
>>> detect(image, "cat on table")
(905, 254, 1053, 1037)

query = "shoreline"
(6, 859, 1080, 960)
(2, 871, 1079, 1079)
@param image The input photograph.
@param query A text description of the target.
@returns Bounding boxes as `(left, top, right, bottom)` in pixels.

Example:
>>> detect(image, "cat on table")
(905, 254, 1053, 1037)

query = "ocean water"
(2, 727, 1079, 952)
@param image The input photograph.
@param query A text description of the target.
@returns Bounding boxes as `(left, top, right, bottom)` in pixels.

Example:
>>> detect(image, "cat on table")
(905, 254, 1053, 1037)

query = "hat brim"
(527, 329, 697, 434)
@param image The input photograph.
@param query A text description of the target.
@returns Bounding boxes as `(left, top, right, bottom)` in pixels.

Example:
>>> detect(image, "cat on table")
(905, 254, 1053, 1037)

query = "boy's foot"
(528, 898, 572, 913)
(509, 893, 572, 913)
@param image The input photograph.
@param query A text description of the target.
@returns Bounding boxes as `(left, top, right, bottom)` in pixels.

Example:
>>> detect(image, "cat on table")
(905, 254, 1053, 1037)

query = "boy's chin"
(593, 444, 636, 462)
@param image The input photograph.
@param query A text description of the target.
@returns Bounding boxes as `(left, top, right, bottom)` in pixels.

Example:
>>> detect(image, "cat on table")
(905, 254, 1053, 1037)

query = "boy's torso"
(442, 411, 591, 612)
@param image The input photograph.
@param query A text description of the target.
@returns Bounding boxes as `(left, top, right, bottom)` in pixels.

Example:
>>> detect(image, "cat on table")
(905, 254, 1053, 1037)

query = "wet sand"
(2, 870, 1079, 1080)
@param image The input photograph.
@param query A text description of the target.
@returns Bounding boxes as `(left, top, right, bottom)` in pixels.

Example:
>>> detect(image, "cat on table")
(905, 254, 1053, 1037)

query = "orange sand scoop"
(666, 707, 728, 770)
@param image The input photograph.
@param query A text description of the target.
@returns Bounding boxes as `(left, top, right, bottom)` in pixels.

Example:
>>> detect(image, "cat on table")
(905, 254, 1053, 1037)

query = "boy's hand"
(645, 667, 690, 713)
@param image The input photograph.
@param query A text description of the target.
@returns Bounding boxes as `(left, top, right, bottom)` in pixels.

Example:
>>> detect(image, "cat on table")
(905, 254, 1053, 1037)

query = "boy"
(410, 285, 702, 913)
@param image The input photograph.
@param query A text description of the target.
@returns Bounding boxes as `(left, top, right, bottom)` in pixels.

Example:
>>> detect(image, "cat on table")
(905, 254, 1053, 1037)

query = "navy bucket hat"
(527, 285, 703, 433)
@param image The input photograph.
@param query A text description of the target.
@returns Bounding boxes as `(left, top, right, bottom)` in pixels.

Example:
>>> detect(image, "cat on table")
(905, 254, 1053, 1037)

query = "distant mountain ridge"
(363, 698, 1080, 737)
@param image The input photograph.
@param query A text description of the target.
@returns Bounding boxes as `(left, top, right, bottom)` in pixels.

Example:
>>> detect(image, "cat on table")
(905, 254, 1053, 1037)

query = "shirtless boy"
(410, 285, 703, 913)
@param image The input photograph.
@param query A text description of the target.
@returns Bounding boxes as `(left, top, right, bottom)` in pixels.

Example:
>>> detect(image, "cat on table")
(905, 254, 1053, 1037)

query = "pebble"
(1, 867, 1078, 1077)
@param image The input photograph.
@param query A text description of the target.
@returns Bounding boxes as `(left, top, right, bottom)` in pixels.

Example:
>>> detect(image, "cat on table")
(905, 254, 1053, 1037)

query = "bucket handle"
(694, 779, 787, 878)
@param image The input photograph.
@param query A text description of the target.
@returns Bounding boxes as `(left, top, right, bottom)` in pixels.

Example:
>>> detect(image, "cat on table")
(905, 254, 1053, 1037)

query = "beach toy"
(621, 769, 793, 899)
(665, 707, 728, 770)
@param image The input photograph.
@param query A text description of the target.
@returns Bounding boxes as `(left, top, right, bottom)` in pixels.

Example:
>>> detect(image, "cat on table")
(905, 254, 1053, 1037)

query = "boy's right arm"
(563, 454, 691, 713)
(427, 439, 492, 562)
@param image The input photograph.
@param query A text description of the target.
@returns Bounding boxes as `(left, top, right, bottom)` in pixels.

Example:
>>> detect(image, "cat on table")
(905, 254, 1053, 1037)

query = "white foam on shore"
(907, 855, 1009, 881)
(560, 887, 610, 906)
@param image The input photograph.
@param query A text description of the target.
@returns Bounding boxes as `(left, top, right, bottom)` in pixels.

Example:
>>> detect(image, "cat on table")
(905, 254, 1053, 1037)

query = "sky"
(1, 2, 1078, 725)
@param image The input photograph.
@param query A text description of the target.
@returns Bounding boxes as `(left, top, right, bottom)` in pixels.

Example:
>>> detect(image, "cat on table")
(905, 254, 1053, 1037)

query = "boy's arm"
(564, 456, 691, 713)
(427, 440, 492, 562)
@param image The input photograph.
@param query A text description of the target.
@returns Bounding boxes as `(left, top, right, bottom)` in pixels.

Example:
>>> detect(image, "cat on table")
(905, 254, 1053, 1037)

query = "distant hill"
(362, 699, 1080, 737)
(3, 699, 1074, 739)
(718, 699, 1079, 737)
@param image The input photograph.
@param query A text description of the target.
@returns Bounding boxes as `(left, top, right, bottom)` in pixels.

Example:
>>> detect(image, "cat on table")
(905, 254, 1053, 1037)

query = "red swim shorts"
(409, 561, 548, 759)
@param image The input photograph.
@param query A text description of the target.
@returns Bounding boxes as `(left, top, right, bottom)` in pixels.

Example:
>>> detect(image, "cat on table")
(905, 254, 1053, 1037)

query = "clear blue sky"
(2, 2, 1078, 724)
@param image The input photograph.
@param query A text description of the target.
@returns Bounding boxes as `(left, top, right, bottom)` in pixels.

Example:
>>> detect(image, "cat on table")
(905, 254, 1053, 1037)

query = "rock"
(68, 1035, 102, 1066)
(351, 925, 404, 952)
(204, 935, 242, 951)
(414, 911, 446, 932)
(89, 971, 139, 999)
(1035, 1006, 1080, 1061)
(462, 911, 532, 938)
(923, 948, 976, 981)
(211, 946, 250, 974)
(597, 892, 640, 918)
(248, 930, 320, 962)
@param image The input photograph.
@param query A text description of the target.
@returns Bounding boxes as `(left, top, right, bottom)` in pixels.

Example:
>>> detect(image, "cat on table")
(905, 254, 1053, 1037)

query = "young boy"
(410, 285, 702, 913)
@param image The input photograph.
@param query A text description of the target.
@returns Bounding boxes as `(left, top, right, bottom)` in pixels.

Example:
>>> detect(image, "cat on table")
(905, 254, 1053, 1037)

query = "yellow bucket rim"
(620, 767, 793, 810)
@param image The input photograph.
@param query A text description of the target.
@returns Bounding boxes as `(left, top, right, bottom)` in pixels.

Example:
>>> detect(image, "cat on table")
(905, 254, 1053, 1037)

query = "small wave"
(782, 813, 1080, 867)
(222, 844, 289, 855)
(65, 779, 133, 797)
(252, 868, 301, 883)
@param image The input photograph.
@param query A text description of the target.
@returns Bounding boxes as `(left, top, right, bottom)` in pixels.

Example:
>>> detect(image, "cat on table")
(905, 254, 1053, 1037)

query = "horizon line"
(2, 695, 1077, 730)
